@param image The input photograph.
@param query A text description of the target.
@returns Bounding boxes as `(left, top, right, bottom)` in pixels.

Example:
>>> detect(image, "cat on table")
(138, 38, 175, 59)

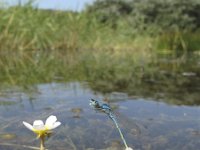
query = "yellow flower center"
(32, 126, 50, 138)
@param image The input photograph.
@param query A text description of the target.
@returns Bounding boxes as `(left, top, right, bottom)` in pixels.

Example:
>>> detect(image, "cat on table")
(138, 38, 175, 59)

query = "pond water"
(0, 82, 200, 150)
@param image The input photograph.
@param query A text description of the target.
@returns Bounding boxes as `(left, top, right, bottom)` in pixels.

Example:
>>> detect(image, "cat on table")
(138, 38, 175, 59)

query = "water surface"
(0, 82, 200, 150)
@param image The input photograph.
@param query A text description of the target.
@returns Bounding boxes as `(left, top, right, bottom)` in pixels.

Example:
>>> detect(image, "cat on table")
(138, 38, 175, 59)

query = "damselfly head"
(90, 99, 101, 108)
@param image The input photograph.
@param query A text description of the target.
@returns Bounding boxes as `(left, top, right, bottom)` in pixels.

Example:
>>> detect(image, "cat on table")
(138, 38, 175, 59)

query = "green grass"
(156, 31, 200, 54)
(0, 5, 152, 51)
(0, 4, 199, 52)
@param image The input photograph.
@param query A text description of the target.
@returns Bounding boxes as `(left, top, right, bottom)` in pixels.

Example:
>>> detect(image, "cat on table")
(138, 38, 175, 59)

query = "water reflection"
(89, 53, 200, 106)
(0, 82, 200, 150)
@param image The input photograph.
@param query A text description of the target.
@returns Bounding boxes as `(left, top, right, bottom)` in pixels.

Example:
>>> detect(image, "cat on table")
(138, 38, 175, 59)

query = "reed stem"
(109, 113, 128, 149)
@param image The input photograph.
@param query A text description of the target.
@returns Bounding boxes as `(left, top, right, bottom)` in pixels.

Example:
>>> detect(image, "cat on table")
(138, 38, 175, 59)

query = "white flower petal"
(33, 120, 44, 126)
(45, 115, 57, 126)
(47, 121, 61, 130)
(23, 121, 34, 131)
(33, 120, 45, 130)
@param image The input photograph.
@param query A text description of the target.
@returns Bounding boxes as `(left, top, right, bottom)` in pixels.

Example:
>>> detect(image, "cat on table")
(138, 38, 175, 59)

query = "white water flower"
(125, 147, 133, 150)
(23, 115, 61, 138)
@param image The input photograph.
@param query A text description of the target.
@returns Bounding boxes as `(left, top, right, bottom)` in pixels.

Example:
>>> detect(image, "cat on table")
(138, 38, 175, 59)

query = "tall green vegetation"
(0, 5, 102, 51)
(86, 0, 200, 51)
(0, 2, 154, 52)
(87, 0, 200, 32)
(0, 0, 199, 51)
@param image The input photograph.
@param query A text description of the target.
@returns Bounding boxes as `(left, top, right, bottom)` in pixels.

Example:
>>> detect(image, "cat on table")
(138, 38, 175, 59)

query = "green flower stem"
(40, 136, 45, 150)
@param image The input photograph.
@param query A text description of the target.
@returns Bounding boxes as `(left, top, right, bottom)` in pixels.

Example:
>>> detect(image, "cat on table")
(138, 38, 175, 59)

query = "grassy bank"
(0, 4, 200, 105)
(0, 5, 154, 51)
(1, 4, 200, 52)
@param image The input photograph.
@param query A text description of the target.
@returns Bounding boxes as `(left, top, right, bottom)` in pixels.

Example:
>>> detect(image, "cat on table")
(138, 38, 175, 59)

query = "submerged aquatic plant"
(90, 99, 133, 150)
(23, 115, 61, 150)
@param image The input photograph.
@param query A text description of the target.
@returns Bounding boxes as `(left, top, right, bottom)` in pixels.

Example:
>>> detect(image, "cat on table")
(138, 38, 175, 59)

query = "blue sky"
(1, 0, 95, 11)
